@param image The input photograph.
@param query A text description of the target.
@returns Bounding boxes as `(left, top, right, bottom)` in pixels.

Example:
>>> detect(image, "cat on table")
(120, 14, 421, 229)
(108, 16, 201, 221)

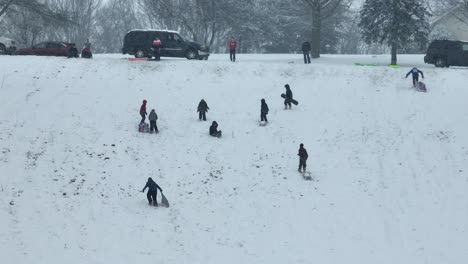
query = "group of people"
(139, 100, 159, 133)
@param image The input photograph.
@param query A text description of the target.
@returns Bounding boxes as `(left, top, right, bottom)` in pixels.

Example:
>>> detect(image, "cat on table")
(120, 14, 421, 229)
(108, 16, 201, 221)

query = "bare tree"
(1, 0, 67, 21)
(94, 0, 141, 53)
(301, 0, 345, 58)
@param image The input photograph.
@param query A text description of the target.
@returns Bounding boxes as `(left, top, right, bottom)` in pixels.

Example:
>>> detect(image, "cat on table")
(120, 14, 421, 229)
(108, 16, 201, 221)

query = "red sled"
(128, 58, 148, 62)
(416, 82, 427, 92)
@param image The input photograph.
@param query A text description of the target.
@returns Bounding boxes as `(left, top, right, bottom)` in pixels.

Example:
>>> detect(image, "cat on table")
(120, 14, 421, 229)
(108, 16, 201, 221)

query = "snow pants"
(140, 112, 146, 123)
(147, 190, 158, 206)
(412, 76, 419, 87)
(199, 111, 206, 121)
(230, 49, 236, 62)
(261, 112, 268, 122)
(150, 120, 158, 133)
(299, 158, 307, 172)
(303, 52, 311, 64)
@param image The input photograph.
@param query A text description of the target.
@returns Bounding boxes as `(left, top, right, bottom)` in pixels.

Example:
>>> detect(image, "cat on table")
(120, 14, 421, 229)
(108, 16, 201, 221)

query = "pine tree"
(359, 0, 430, 65)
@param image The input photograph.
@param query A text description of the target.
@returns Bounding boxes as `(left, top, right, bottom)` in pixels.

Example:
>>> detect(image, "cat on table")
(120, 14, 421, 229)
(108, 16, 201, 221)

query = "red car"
(16, 41, 78, 57)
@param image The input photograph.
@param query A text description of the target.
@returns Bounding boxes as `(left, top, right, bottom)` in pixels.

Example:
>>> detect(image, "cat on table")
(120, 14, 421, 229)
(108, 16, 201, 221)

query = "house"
(431, 6, 468, 41)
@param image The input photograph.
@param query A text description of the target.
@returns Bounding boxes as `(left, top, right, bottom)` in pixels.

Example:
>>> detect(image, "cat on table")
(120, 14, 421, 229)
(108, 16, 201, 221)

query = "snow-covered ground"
(0, 53, 467, 264)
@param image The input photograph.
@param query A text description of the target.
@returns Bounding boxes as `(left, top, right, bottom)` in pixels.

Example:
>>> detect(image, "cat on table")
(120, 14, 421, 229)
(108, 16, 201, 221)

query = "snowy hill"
(1, 54, 467, 263)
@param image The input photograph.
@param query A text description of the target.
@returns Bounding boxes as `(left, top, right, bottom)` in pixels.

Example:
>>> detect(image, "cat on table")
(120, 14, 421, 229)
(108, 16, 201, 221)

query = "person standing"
(141, 177, 163, 206)
(405, 67, 424, 87)
(148, 109, 159, 133)
(139, 100, 147, 123)
(152, 37, 162, 61)
(284, 84, 293, 109)
(260, 99, 269, 123)
(302, 41, 311, 64)
(297, 143, 308, 173)
(229, 37, 237, 62)
(197, 99, 209, 121)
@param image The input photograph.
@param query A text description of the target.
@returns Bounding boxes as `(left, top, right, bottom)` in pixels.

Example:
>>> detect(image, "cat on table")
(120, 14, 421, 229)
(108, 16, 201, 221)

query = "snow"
(0, 53, 467, 263)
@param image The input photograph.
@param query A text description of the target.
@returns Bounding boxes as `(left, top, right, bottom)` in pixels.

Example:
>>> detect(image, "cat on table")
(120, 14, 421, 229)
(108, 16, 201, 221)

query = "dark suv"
(122, 30, 209, 60)
(424, 40, 468, 67)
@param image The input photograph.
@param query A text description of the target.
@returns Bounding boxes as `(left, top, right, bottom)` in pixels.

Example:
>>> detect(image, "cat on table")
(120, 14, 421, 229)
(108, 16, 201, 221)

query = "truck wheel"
(135, 49, 147, 58)
(0, 44, 6, 55)
(186, 49, 197, 60)
(435, 58, 446, 67)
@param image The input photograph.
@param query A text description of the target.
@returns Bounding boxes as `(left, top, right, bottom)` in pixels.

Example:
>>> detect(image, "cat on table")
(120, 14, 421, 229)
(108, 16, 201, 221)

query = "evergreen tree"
(359, 0, 430, 65)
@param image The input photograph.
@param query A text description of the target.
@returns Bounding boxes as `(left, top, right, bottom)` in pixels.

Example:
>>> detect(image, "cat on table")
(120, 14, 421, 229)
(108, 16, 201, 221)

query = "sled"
(161, 193, 169, 208)
(138, 122, 149, 133)
(259, 121, 267, 126)
(281, 94, 299, 105)
(128, 58, 149, 62)
(301, 171, 312, 181)
(353, 62, 377, 67)
(416, 81, 427, 92)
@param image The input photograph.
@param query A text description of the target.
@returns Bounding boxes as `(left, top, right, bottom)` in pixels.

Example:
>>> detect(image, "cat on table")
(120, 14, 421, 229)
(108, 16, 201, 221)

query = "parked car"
(122, 29, 210, 60)
(0, 37, 16, 55)
(424, 40, 468, 67)
(15, 41, 78, 57)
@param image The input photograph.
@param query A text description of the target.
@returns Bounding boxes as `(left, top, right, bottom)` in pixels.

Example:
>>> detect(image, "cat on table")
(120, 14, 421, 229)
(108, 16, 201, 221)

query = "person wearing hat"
(209, 121, 222, 137)
(141, 177, 163, 206)
(297, 143, 309, 173)
(197, 99, 209, 121)
(139, 100, 147, 123)
(260, 98, 269, 123)
(284, 84, 293, 109)
(148, 109, 159, 133)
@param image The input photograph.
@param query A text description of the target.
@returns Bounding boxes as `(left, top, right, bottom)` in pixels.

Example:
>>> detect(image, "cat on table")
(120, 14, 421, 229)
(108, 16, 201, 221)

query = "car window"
(167, 33, 174, 41)
(463, 44, 468, 51)
(173, 34, 182, 42)
(33, 43, 47, 49)
(47, 43, 66, 49)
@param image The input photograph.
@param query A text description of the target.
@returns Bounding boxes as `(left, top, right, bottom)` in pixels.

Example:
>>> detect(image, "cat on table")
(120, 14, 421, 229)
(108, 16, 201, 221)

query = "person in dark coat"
(228, 37, 237, 62)
(152, 37, 162, 61)
(260, 98, 269, 122)
(302, 41, 311, 64)
(139, 100, 147, 123)
(142, 177, 163, 206)
(298, 143, 308, 173)
(197, 99, 209, 121)
(405, 67, 424, 87)
(209, 121, 222, 137)
(148, 109, 159, 133)
(284, 84, 293, 109)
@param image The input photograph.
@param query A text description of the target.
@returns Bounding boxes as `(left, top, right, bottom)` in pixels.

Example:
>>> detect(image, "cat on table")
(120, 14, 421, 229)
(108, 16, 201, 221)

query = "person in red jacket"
(152, 37, 162, 61)
(140, 100, 147, 123)
(228, 37, 237, 62)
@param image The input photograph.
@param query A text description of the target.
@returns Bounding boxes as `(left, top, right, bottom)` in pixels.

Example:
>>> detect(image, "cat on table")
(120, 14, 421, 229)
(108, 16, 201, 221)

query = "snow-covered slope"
(1, 54, 467, 264)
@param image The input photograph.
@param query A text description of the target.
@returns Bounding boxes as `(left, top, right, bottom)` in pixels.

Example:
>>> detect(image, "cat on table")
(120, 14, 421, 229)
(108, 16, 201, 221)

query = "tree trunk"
(311, 5, 321, 58)
(391, 44, 397, 65)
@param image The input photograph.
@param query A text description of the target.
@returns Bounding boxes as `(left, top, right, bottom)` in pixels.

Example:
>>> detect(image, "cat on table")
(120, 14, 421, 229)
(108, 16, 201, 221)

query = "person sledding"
(197, 99, 209, 121)
(209, 121, 222, 137)
(405, 67, 424, 88)
(297, 143, 308, 173)
(141, 177, 163, 206)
